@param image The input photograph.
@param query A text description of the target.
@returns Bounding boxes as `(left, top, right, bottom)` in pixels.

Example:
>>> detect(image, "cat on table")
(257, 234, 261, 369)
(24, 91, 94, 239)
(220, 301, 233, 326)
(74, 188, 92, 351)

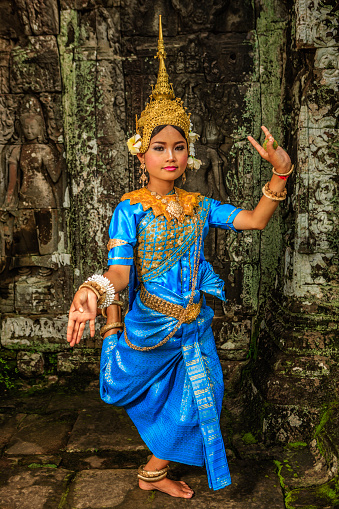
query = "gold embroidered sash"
(140, 284, 202, 324)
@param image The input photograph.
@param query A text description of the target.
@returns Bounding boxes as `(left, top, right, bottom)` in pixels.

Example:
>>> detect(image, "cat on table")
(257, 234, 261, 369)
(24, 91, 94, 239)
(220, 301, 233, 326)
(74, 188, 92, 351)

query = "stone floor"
(0, 381, 287, 509)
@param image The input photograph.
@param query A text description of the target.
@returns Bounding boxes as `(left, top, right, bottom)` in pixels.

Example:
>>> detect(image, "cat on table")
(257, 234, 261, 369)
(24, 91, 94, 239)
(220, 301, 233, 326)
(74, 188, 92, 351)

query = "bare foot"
(139, 477, 194, 498)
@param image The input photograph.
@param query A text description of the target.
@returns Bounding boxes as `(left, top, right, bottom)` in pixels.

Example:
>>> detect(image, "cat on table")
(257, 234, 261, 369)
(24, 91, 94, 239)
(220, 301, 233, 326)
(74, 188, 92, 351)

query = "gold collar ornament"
(149, 188, 184, 222)
(126, 15, 202, 171)
(121, 187, 201, 222)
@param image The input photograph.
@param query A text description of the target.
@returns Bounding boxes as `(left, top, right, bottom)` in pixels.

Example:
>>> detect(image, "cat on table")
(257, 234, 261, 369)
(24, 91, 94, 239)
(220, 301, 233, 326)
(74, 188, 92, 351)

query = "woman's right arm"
(66, 264, 130, 347)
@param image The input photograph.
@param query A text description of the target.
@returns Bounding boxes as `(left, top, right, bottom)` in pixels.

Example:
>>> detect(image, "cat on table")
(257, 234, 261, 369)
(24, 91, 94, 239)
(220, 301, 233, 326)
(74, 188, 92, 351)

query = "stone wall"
(1, 0, 263, 383)
(0, 0, 338, 481)
(247, 0, 339, 504)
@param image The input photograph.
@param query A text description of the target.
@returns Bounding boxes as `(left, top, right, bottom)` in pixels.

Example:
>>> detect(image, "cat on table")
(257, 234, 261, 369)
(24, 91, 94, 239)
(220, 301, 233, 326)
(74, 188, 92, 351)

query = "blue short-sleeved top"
(107, 188, 242, 297)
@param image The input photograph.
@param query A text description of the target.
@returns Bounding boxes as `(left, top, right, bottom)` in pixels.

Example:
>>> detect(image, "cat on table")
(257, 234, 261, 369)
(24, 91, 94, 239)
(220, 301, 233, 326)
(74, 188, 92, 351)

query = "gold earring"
(182, 171, 186, 184)
(139, 161, 148, 187)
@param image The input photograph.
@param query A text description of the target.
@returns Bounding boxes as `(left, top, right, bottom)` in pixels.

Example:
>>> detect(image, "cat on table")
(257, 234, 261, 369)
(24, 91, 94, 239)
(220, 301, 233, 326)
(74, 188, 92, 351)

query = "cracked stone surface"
(0, 388, 286, 509)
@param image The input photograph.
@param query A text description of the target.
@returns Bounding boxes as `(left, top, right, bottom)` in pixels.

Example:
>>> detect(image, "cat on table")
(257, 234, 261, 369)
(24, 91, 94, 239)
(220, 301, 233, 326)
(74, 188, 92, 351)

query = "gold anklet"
(137, 464, 169, 482)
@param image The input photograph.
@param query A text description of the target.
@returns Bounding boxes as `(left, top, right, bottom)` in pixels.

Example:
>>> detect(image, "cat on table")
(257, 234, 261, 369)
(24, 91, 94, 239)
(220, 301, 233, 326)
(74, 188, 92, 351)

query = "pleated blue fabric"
(100, 194, 243, 490)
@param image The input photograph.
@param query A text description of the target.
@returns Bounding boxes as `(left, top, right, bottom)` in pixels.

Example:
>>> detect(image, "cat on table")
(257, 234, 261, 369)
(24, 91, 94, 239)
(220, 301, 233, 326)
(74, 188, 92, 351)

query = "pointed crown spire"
(135, 15, 191, 153)
(151, 15, 175, 101)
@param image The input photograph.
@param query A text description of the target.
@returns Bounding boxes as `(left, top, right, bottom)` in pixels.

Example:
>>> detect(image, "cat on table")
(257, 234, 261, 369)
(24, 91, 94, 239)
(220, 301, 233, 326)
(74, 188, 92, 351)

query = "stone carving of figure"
(180, 112, 228, 202)
(2, 96, 62, 273)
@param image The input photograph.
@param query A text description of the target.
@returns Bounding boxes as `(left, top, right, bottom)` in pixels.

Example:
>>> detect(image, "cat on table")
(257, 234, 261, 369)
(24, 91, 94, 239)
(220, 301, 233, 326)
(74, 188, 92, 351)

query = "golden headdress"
(127, 15, 202, 168)
(136, 16, 190, 154)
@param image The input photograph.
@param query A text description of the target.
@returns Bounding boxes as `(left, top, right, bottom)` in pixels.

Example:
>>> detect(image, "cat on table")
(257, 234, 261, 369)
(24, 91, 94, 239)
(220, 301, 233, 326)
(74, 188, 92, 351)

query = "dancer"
(67, 15, 292, 499)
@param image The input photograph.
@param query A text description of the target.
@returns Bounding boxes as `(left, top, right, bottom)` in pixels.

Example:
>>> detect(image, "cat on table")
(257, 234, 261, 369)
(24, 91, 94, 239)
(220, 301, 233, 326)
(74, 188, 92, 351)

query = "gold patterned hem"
(121, 187, 202, 222)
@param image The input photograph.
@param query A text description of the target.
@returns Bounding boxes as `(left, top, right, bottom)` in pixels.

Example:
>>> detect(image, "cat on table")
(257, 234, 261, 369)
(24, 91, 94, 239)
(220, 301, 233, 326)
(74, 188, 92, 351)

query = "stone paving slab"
(0, 467, 71, 509)
(0, 414, 26, 449)
(66, 406, 147, 453)
(45, 388, 104, 413)
(1, 392, 53, 414)
(64, 461, 284, 509)
(68, 469, 137, 508)
(5, 412, 76, 456)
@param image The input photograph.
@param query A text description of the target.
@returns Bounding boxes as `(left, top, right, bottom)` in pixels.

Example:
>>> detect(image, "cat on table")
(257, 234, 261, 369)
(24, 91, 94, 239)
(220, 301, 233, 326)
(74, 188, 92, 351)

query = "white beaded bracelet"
(85, 274, 116, 309)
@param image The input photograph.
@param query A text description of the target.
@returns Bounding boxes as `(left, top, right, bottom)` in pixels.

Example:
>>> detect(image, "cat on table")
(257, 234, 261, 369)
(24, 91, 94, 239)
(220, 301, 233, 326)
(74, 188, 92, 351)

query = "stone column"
(251, 0, 339, 491)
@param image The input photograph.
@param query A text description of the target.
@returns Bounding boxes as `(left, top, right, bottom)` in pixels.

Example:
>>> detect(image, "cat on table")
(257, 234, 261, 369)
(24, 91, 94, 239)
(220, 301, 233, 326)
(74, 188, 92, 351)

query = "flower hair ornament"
(126, 15, 202, 182)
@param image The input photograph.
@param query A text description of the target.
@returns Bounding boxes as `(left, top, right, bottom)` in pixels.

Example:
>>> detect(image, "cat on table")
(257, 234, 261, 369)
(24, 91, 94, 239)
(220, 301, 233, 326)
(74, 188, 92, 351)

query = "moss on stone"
(286, 442, 307, 449)
(242, 432, 258, 444)
(315, 478, 339, 504)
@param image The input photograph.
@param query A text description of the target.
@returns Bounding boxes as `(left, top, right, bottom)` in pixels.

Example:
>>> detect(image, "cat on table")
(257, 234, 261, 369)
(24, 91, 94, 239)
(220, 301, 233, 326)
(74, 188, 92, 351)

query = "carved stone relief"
(0, 87, 69, 316)
(14, 0, 59, 36)
(295, 0, 339, 48)
(1, 96, 63, 268)
(285, 1, 338, 298)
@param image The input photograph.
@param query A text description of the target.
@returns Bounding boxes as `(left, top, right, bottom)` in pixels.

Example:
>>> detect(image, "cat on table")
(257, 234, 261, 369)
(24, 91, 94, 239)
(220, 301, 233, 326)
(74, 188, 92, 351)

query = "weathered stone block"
(0, 39, 13, 93)
(0, 413, 26, 449)
(1, 315, 102, 351)
(0, 94, 19, 145)
(218, 319, 251, 360)
(96, 144, 128, 201)
(0, 280, 14, 312)
(220, 359, 249, 391)
(69, 469, 137, 508)
(96, 59, 126, 139)
(263, 405, 320, 443)
(39, 93, 64, 142)
(265, 374, 336, 407)
(10, 36, 61, 92)
(0, 468, 71, 509)
(57, 349, 101, 374)
(60, 0, 120, 10)
(15, 276, 59, 315)
(295, 0, 338, 49)
(5, 412, 75, 455)
(15, 0, 59, 35)
(273, 355, 334, 378)
(17, 351, 45, 377)
(66, 406, 146, 453)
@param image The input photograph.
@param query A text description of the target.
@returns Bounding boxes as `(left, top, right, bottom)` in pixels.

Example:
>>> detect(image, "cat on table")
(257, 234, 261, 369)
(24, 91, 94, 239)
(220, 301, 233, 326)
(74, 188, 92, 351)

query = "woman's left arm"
(233, 125, 292, 231)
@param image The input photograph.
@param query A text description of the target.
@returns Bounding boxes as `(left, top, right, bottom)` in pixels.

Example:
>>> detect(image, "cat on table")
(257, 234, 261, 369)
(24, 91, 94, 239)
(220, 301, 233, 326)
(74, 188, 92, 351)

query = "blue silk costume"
(100, 188, 242, 491)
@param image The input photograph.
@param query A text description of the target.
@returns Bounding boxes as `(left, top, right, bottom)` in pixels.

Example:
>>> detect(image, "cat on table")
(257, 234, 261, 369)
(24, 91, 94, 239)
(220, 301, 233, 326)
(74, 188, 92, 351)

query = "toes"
(179, 481, 189, 488)
(179, 481, 192, 491)
(183, 491, 194, 498)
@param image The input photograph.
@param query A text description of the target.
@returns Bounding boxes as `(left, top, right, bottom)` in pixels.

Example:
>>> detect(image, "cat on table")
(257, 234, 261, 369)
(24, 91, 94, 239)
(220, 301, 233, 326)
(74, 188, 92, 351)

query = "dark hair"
(150, 125, 187, 143)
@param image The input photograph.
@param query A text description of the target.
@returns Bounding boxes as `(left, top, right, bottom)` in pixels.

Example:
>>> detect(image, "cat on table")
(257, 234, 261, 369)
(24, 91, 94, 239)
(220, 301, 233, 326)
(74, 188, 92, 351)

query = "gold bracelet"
(109, 300, 124, 307)
(79, 283, 101, 300)
(101, 300, 124, 318)
(262, 182, 287, 201)
(272, 164, 294, 177)
(100, 322, 124, 337)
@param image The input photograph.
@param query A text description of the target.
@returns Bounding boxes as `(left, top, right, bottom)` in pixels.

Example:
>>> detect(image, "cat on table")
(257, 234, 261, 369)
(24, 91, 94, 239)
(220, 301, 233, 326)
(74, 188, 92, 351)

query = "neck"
(147, 178, 175, 196)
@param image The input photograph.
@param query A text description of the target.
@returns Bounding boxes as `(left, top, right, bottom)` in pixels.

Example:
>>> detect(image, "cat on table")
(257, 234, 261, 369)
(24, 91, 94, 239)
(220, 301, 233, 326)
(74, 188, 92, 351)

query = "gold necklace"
(149, 187, 184, 221)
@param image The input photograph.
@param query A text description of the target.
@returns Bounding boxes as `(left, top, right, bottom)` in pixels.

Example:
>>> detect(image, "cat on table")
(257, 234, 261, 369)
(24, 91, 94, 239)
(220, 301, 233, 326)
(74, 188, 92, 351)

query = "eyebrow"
(151, 140, 186, 145)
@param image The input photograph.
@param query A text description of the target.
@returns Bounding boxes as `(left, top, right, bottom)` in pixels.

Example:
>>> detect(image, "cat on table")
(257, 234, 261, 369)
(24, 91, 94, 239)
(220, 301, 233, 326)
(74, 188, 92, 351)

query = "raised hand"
(67, 288, 97, 347)
(247, 126, 291, 174)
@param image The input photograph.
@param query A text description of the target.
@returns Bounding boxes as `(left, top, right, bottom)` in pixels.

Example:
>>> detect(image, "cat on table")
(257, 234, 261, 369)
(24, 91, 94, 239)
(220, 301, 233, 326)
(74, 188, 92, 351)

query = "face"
(21, 116, 41, 141)
(137, 125, 188, 185)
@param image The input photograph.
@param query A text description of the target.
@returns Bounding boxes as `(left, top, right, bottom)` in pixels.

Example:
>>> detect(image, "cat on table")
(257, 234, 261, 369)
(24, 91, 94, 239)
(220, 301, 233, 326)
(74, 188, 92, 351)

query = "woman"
(67, 16, 292, 499)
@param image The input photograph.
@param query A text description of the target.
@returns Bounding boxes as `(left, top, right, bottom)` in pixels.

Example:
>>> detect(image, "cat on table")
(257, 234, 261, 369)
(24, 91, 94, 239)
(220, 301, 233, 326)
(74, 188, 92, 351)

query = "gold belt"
(140, 285, 202, 324)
